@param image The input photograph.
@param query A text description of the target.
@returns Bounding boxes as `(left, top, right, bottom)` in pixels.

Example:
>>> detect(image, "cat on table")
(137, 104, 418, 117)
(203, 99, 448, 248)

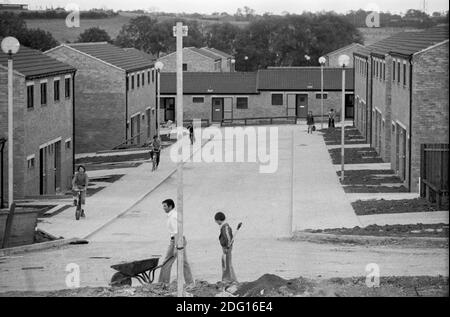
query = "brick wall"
(410, 41, 449, 192)
(127, 69, 157, 145)
(354, 55, 369, 140)
(0, 68, 27, 200)
(158, 49, 217, 72)
(163, 90, 352, 123)
(46, 46, 127, 154)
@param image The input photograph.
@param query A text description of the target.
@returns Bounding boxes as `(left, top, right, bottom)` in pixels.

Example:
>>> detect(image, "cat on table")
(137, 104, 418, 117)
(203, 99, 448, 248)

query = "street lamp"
(1, 37, 20, 208)
(319, 56, 327, 130)
(154, 61, 164, 139)
(230, 58, 235, 72)
(338, 54, 350, 182)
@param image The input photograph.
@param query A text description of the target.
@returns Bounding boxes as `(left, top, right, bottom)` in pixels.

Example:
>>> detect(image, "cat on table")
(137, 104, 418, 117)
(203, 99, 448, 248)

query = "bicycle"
(74, 188, 86, 221)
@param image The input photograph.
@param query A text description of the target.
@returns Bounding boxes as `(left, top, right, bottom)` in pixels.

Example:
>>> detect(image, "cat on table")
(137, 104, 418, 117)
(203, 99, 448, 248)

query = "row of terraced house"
(353, 25, 449, 193)
(1, 42, 158, 204)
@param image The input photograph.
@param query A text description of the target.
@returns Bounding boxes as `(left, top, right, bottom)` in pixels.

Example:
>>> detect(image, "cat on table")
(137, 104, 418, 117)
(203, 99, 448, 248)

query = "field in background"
(26, 11, 420, 47)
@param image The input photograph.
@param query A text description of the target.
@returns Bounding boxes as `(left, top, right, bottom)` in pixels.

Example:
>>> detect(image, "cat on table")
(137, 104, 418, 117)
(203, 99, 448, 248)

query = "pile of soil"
(1, 275, 448, 297)
(306, 223, 449, 238)
(352, 198, 449, 215)
(329, 147, 383, 164)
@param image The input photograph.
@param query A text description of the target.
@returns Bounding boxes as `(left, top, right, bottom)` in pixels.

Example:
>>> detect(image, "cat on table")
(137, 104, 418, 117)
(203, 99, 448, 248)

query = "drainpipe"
(125, 73, 129, 141)
(369, 57, 373, 148)
(0, 138, 5, 209)
(365, 57, 369, 141)
(408, 57, 413, 191)
(72, 71, 76, 174)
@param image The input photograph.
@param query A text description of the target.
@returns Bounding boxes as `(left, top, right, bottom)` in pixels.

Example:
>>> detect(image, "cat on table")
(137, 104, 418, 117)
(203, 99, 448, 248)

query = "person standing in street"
(328, 109, 336, 128)
(188, 124, 195, 145)
(158, 199, 194, 288)
(307, 111, 315, 134)
(215, 212, 238, 285)
(150, 135, 162, 171)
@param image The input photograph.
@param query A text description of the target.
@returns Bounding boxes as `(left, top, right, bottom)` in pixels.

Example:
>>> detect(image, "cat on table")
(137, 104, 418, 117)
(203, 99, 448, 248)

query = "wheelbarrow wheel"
(111, 272, 132, 287)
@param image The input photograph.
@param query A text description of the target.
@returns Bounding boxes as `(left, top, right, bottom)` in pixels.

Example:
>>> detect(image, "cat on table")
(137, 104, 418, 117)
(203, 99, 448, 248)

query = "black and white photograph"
(0, 0, 448, 301)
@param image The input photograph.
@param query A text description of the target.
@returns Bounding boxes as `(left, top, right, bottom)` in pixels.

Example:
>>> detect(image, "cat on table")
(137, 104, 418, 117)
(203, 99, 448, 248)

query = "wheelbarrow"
(110, 256, 174, 287)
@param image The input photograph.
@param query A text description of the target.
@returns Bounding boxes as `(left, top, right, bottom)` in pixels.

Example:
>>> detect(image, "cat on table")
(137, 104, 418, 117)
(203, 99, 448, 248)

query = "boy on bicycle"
(72, 165, 89, 218)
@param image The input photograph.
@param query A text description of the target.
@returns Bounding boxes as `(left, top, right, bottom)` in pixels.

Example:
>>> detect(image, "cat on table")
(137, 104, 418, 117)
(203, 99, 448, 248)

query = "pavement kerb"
(0, 238, 83, 257)
(292, 231, 449, 245)
(83, 136, 214, 240)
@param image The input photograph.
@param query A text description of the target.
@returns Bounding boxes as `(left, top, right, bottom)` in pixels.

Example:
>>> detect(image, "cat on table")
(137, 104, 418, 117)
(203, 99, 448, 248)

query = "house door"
(130, 115, 141, 145)
(39, 148, 47, 195)
(296, 94, 308, 118)
(54, 141, 61, 193)
(163, 98, 175, 122)
(287, 94, 296, 117)
(212, 98, 224, 122)
(395, 124, 400, 174)
(345, 94, 355, 119)
(401, 129, 407, 180)
(146, 109, 152, 139)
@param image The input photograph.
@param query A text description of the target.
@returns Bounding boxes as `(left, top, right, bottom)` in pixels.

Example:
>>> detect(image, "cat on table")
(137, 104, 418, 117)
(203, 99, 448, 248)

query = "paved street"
(0, 125, 448, 293)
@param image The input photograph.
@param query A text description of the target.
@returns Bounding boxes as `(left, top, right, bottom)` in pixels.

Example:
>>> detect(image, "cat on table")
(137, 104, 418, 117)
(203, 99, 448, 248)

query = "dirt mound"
(236, 274, 289, 297)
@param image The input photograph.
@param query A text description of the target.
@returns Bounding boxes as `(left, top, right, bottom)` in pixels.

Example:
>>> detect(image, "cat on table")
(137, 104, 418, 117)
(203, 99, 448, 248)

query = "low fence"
(420, 143, 449, 208)
(221, 116, 297, 127)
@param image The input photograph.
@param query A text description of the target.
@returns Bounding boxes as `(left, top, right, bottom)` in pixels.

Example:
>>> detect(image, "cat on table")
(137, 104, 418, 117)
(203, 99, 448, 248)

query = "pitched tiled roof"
(123, 48, 156, 62)
(0, 45, 76, 79)
(189, 47, 221, 61)
(66, 42, 153, 72)
(201, 47, 233, 59)
(160, 72, 258, 94)
(258, 68, 354, 91)
(366, 25, 449, 56)
(325, 43, 365, 57)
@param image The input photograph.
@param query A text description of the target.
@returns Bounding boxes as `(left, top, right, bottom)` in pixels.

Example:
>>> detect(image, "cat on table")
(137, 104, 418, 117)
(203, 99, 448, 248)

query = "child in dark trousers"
(215, 212, 238, 284)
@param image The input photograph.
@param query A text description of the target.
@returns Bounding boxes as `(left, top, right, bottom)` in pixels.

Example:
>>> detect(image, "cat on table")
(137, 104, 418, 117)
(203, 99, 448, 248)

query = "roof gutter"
(72, 70, 76, 174)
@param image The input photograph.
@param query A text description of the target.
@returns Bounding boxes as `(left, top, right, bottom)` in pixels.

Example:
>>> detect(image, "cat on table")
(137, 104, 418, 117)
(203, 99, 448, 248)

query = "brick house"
(157, 47, 235, 73)
(353, 25, 449, 192)
(324, 43, 365, 68)
(45, 42, 157, 154)
(0, 45, 76, 202)
(159, 67, 354, 124)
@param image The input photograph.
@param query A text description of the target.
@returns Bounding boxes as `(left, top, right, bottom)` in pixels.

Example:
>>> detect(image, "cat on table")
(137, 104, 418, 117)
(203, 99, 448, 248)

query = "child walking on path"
(215, 212, 238, 284)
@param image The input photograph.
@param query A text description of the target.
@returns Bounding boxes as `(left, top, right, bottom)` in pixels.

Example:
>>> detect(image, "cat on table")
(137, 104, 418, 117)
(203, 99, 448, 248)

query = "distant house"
(159, 67, 354, 124)
(157, 47, 235, 73)
(353, 25, 449, 192)
(0, 45, 76, 201)
(324, 43, 365, 68)
(0, 3, 29, 12)
(45, 42, 157, 154)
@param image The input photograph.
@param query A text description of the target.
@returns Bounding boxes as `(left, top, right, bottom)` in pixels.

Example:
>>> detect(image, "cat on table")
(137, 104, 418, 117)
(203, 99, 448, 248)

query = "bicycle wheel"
(75, 207, 81, 220)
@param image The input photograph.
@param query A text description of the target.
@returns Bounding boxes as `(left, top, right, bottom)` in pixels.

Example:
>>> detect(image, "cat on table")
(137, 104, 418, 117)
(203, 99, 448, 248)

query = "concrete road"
(0, 125, 448, 293)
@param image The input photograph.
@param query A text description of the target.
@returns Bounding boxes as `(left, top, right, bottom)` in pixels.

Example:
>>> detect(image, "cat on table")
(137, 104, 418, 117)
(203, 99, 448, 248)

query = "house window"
(271, 94, 283, 106)
(152, 70, 155, 83)
(392, 61, 396, 82)
(65, 140, 71, 150)
(137, 74, 140, 87)
(192, 97, 204, 103)
(383, 63, 386, 81)
(148, 71, 151, 84)
(403, 64, 407, 86)
(65, 78, 71, 98)
(27, 85, 34, 109)
(40, 83, 47, 105)
(126, 77, 129, 91)
(142, 73, 145, 86)
(236, 97, 248, 109)
(54, 80, 60, 102)
(27, 157, 35, 169)
(183, 63, 188, 71)
(397, 62, 401, 83)
(316, 93, 328, 100)
(131, 75, 135, 89)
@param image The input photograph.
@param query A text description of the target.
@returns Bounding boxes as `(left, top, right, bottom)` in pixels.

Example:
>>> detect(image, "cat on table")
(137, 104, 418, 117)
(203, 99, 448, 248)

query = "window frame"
(40, 82, 47, 106)
(236, 97, 249, 109)
(65, 77, 71, 99)
(271, 93, 284, 106)
(192, 97, 205, 104)
(27, 84, 34, 109)
(54, 79, 60, 102)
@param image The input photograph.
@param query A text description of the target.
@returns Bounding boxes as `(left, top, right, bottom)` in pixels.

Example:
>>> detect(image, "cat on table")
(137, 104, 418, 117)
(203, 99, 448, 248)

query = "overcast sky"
(11, 0, 450, 14)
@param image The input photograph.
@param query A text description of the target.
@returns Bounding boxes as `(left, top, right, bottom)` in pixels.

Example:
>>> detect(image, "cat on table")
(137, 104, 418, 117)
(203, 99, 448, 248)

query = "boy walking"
(215, 212, 238, 284)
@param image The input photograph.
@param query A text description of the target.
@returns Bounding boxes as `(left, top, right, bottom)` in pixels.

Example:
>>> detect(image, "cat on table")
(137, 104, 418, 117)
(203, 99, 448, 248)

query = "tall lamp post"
(0, 138, 6, 209)
(1, 37, 20, 208)
(319, 56, 326, 130)
(338, 54, 350, 182)
(154, 61, 164, 138)
(230, 58, 235, 72)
